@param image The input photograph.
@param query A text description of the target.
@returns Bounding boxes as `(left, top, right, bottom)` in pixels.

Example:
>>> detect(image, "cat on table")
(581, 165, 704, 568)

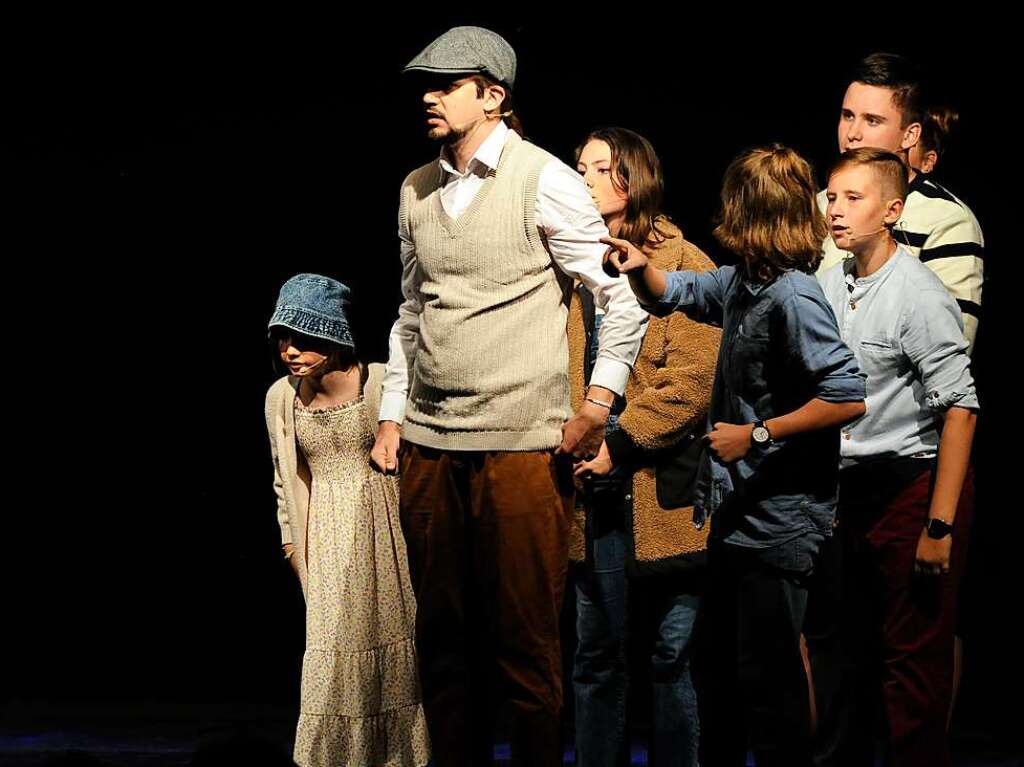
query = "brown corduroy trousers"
(399, 443, 575, 767)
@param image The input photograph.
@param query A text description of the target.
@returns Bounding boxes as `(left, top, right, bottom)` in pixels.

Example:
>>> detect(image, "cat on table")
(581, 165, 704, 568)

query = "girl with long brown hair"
(568, 127, 720, 766)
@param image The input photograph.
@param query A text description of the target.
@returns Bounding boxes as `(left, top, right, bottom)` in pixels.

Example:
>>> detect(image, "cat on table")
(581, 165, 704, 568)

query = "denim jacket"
(647, 265, 865, 549)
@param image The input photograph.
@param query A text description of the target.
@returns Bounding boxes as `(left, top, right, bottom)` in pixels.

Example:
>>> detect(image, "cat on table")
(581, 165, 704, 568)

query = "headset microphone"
(843, 226, 887, 242)
(446, 110, 515, 135)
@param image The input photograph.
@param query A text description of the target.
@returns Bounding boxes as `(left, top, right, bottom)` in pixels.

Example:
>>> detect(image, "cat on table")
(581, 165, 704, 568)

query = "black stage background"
(8, 11, 1020, 762)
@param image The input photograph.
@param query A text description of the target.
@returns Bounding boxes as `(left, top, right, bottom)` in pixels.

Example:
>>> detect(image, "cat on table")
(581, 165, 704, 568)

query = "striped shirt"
(817, 174, 984, 352)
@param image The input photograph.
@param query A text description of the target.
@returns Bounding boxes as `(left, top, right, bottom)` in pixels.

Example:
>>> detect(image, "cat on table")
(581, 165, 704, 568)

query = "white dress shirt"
(380, 121, 646, 423)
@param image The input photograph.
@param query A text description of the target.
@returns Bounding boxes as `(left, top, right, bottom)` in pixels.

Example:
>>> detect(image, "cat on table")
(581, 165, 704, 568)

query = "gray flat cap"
(403, 26, 516, 89)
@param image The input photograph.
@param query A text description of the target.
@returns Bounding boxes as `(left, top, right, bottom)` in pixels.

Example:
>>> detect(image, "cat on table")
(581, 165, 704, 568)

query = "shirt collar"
(907, 170, 929, 196)
(438, 121, 510, 178)
(843, 244, 906, 288)
(740, 270, 778, 296)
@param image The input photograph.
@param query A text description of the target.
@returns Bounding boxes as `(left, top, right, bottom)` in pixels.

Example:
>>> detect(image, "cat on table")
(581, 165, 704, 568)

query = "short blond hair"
(829, 147, 909, 203)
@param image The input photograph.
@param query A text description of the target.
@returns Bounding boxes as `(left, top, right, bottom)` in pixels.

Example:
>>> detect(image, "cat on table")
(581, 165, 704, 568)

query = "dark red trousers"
(834, 461, 973, 767)
(399, 443, 575, 767)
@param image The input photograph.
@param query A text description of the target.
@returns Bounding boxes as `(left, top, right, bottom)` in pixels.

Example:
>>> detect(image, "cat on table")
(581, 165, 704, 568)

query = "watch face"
(927, 519, 953, 538)
(752, 426, 770, 444)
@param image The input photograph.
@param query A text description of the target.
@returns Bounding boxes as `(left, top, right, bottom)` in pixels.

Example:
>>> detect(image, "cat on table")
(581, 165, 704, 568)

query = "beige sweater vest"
(264, 363, 385, 599)
(399, 131, 573, 451)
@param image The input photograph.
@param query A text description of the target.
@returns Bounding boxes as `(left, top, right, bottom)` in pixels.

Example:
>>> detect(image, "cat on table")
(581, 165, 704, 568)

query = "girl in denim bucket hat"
(264, 274, 429, 767)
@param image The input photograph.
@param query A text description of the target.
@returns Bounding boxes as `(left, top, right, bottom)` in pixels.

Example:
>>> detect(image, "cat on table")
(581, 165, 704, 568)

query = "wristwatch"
(926, 518, 954, 540)
(751, 420, 773, 448)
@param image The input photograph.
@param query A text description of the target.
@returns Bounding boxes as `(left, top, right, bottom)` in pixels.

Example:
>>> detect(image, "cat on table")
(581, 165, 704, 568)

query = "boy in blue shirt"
(816, 147, 978, 767)
(604, 144, 866, 767)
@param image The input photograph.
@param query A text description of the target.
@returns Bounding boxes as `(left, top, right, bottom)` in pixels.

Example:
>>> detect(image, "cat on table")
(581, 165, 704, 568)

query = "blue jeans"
(572, 487, 700, 767)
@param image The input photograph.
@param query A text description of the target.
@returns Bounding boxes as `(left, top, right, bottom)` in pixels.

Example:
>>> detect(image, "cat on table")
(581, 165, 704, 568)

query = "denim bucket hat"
(268, 273, 355, 349)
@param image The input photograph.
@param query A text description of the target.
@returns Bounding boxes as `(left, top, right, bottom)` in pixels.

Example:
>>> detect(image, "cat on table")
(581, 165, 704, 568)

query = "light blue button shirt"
(818, 247, 979, 468)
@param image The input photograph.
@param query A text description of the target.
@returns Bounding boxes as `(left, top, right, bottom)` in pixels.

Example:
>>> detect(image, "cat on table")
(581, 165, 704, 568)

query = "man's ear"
(900, 121, 922, 151)
(921, 150, 938, 174)
(483, 84, 506, 114)
(884, 197, 905, 226)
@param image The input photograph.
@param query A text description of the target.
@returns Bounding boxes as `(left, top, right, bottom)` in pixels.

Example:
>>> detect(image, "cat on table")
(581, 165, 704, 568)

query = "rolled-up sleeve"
(649, 266, 731, 324)
(780, 291, 866, 403)
(536, 160, 646, 395)
(902, 288, 979, 412)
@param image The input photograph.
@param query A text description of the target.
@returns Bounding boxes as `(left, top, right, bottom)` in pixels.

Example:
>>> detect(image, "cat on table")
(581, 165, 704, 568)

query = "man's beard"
(428, 114, 485, 144)
(428, 121, 469, 145)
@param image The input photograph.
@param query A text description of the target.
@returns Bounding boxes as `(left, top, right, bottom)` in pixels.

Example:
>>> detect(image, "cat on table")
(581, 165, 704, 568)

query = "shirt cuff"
(589, 359, 631, 396)
(378, 391, 407, 424)
(927, 388, 980, 413)
(647, 271, 688, 318)
(816, 376, 867, 404)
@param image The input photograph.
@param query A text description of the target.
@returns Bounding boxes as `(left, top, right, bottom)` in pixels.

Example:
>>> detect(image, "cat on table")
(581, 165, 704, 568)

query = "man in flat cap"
(371, 25, 648, 767)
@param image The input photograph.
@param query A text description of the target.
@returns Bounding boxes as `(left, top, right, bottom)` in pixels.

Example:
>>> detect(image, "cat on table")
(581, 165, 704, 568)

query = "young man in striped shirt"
(817, 53, 984, 352)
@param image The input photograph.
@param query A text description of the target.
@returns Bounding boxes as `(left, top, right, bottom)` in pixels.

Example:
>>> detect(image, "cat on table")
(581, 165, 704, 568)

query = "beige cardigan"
(264, 363, 385, 597)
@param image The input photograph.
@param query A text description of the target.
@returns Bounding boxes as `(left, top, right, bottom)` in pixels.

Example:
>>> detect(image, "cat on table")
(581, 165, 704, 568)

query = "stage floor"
(1, 701, 1018, 766)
